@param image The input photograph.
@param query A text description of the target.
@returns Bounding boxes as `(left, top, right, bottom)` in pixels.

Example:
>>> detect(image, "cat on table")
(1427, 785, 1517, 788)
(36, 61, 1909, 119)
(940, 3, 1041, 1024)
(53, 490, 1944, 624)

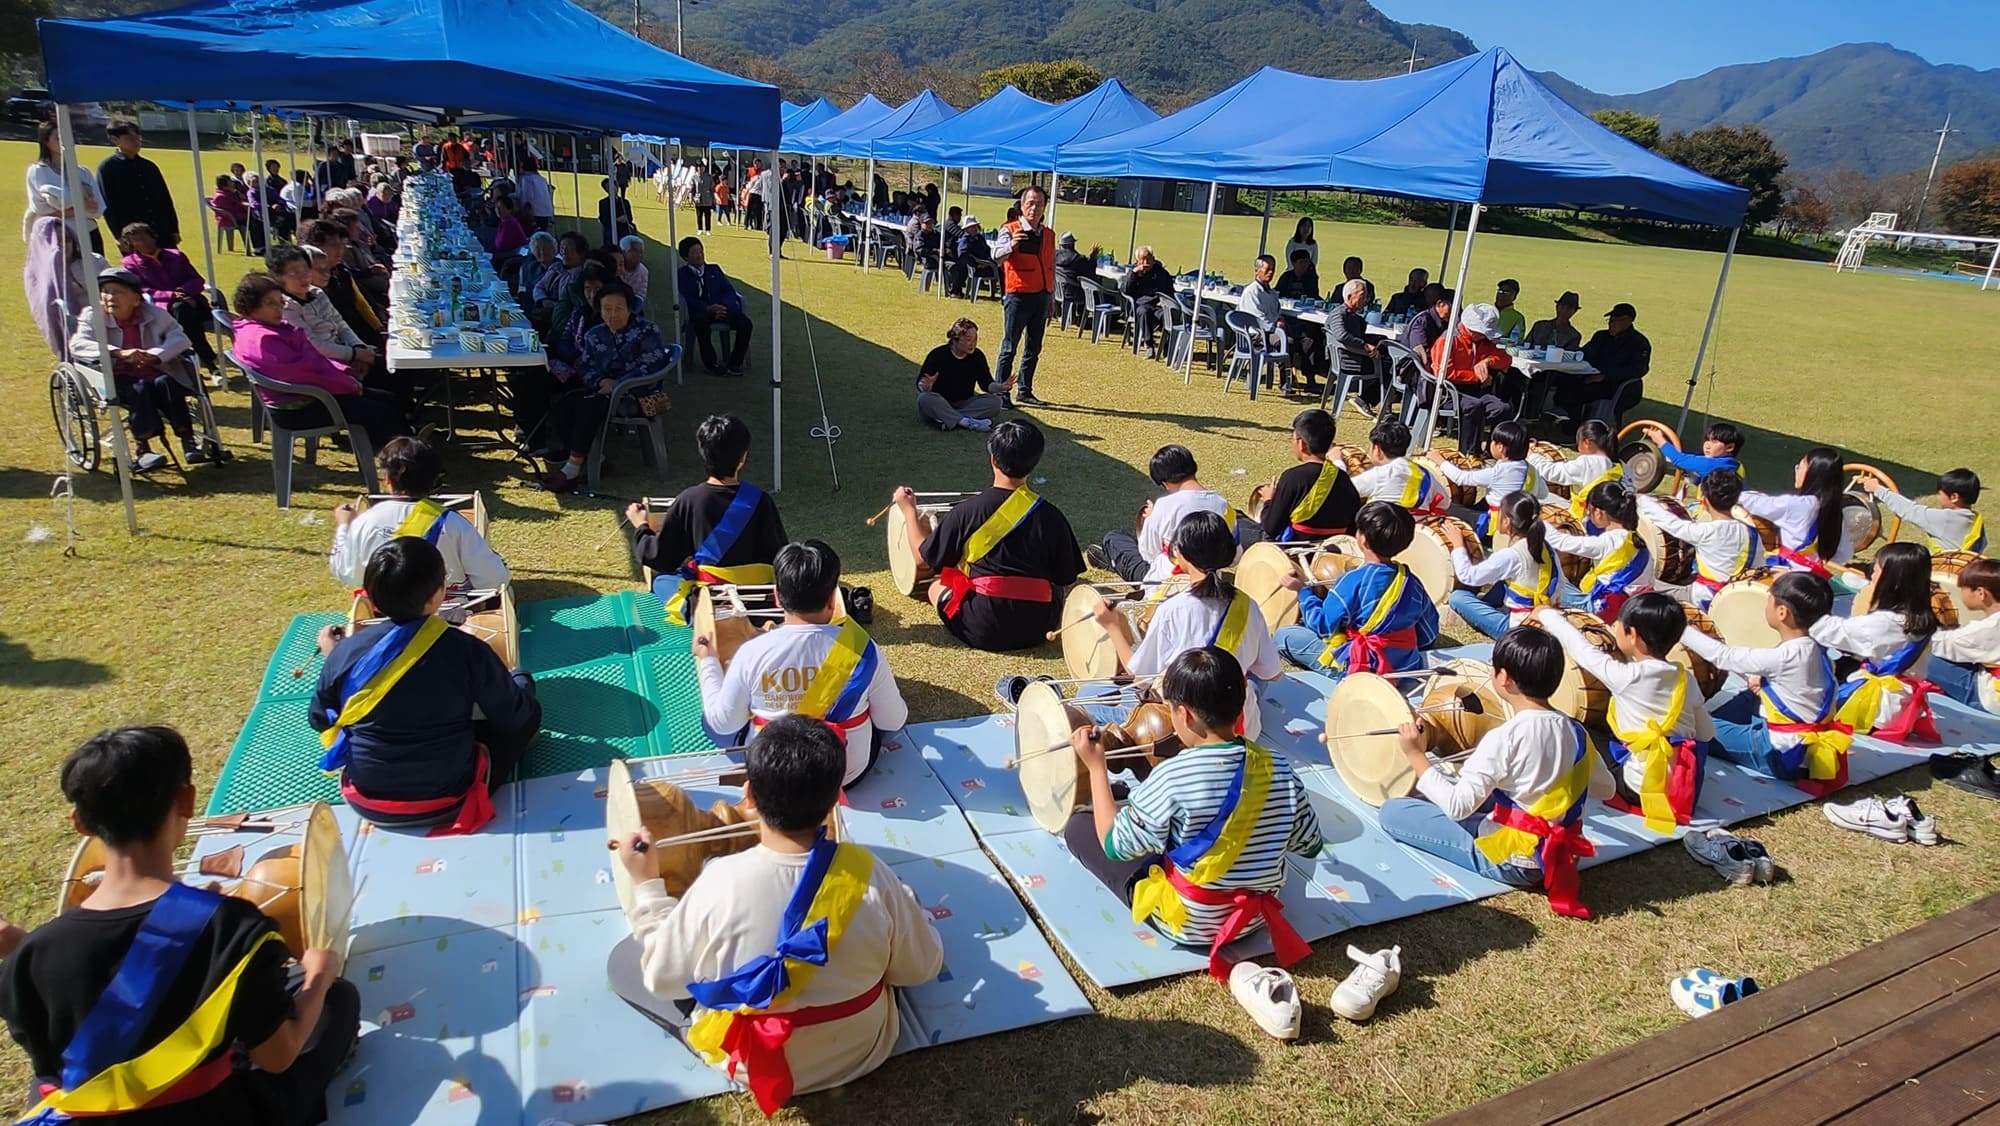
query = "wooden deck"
(1438, 893, 2000, 1125)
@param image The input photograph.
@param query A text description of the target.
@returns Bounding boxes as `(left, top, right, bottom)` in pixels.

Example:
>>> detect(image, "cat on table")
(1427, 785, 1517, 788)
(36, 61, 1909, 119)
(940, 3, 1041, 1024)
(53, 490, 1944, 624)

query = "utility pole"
(677, 0, 685, 54)
(1407, 38, 1424, 75)
(1913, 112, 1960, 232)
(632, 0, 640, 35)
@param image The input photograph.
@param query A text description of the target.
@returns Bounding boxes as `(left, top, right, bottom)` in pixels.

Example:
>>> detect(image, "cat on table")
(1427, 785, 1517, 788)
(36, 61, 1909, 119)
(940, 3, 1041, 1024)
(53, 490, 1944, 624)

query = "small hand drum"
(1236, 541, 1307, 632)
(1852, 575, 1961, 631)
(1529, 441, 1570, 498)
(887, 506, 941, 597)
(1615, 421, 1676, 495)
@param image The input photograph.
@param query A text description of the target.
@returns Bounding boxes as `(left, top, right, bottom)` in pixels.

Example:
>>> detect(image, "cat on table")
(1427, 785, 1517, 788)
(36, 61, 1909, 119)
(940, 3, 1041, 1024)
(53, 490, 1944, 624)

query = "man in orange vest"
(994, 184, 1055, 406)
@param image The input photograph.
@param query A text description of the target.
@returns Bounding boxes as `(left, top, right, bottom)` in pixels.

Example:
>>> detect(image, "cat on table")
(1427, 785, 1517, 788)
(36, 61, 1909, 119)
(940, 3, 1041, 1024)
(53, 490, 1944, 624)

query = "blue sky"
(1371, 0, 2000, 94)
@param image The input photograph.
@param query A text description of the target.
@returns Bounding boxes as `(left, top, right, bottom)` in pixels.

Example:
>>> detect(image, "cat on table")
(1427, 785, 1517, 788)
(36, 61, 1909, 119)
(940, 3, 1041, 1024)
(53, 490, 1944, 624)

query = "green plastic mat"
(635, 647, 719, 758)
(210, 699, 340, 814)
(256, 612, 349, 702)
(526, 656, 660, 776)
(519, 594, 640, 673)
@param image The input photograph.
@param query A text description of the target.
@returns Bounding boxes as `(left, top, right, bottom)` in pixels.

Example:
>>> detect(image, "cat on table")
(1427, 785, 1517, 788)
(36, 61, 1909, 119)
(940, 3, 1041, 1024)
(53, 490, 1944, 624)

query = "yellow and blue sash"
(1580, 533, 1650, 616)
(1834, 638, 1930, 737)
(1756, 647, 1852, 782)
(1503, 545, 1561, 613)
(664, 484, 773, 624)
(319, 616, 449, 771)
(1607, 670, 1703, 834)
(1129, 742, 1274, 933)
(1279, 461, 1341, 541)
(1318, 564, 1418, 671)
(795, 620, 879, 727)
(1396, 458, 1441, 511)
(19, 885, 280, 1124)
(1476, 462, 1538, 537)
(1693, 519, 1757, 590)
(1475, 720, 1597, 918)
(1956, 513, 1987, 554)
(1209, 590, 1252, 658)
(392, 498, 450, 545)
(1571, 462, 1624, 529)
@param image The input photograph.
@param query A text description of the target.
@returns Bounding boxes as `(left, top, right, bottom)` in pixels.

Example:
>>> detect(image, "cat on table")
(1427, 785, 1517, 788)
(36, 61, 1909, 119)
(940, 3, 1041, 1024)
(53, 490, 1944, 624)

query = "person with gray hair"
(1323, 276, 1377, 400)
(1235, 254, 1289, 389)
(617, 234, 649, 306)
(916, 317, 1012, 432)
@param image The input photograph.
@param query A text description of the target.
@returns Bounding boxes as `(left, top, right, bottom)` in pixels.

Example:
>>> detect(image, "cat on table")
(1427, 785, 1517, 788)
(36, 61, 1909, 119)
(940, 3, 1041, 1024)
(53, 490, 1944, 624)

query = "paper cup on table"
(485, 333, 510, 354)
(503, 328, 528, 352)
(458, 329, 482, 351)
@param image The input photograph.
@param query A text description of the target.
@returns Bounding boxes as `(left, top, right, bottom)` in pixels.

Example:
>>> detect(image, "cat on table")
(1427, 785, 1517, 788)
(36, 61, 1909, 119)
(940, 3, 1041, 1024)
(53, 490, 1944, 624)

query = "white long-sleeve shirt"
(23, 161, 102, 244)
(1351, 457, 1448, 513)
(1415, 710, 1614, 866)
(1431, 456, 1548, 511)
(283, 289, 366, 363)
(1545, 526, 1657, 596)
(1129, 590, 1280, 741)
(329, 499, 510, 591)
(1738, 491, 1856, 565)
(1810, 609, 1931, 729)
(1452, 539, 1559, 623)
(1541, 611, 1714, 793)
(1528, 451, 1613, 492)
(1873, 488, 1985, 553)
(623, 844, 943, 1098)
(1137, 487, 1231, 584)
(1636, 495, 1756, 606)
(695, 622, 909, 784)
(1932, 615, 2000, 713)
(1678, 632, 1834, 750)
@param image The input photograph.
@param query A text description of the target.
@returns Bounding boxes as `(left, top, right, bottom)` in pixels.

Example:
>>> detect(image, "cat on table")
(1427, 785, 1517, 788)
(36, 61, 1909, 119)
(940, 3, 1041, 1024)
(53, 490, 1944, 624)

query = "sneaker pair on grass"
(1226, 945, 1403, 1041)
(1683, 829, 1775, 886)
(1823, 794, 1939, 845)
(1930, 752, 2000, 801)
(1670, 967, 1760, 1018)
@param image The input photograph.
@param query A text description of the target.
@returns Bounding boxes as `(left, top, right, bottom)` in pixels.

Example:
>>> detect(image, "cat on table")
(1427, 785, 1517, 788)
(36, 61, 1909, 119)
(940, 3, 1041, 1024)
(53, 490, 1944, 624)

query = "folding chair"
(1221, 311, 1290, 399)
(236, 353, 380, 508)
(584, 348, 681, 494)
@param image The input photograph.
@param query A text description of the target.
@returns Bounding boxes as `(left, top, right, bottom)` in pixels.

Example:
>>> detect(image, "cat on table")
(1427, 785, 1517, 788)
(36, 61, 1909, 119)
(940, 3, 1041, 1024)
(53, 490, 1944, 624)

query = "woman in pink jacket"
(230, 272, 407, 449)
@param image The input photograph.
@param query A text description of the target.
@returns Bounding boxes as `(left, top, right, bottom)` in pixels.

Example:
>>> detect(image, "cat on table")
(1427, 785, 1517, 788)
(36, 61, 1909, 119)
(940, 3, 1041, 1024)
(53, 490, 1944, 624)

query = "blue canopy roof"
(38, 0, 782, 148)
(871, 85, 1051, 164)
(787, 91, 957, 159)
(784, 94, 894, 155)
(783, 98, 841, 134)
(1059, 49, 1748, 227)
(986, 79, 1161, 171)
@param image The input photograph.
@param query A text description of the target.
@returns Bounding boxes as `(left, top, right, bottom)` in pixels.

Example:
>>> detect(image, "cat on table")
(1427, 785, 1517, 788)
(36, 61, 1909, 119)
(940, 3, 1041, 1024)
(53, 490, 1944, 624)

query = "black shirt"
(1260, 460, 1363, 539)
(1121, 263, 1177, 307)
(919, 344, 993, 404)
(0, 895, 293, 1122)
(1384, 288, 1427, 317)
(1053, 247, 1096, 288)
(1402, 308, 1446, 354)
(97, 152, 180, 244)
(1582, 327, 1652, 384)
(920, 486, 1083, 651)
(1275, 269, 1320, 301)
(633, 481, 788, 578)
(312, 620, 536, 801)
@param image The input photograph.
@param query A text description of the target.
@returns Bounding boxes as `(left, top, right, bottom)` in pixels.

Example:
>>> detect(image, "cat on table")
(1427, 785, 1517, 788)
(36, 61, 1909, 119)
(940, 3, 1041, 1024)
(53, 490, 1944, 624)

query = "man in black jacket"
(98, 123, 179, 248)
(1555, 301, 1652, 432)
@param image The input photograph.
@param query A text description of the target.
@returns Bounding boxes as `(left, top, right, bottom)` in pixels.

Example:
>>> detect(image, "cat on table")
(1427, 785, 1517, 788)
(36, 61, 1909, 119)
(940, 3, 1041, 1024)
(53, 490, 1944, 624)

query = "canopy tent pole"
(1048, 172, 1060, 226)
(570, 134, 581, 227)
(285, 117, 296, 213)
(664, 146, 681, 338)
(1258, 189, 1273, 257)
(938, 164, 948, 301)
(57, 107, 139, 535)
(186, 112, 216, 312)
(253, 111, 271, 254)
(1422, 203, 1483, 448)
(1982, 241, 2000, 292)
(1439, 203, 1459, 282)
(1675, 226, 1740, 435)
(861, 155, 875, 272)
(962, 166, 970, 218)
(1127, 190, 1139, 262)
(1183, 181, 1218, 384)
(768, 148, 784, 491)
(603, 136, 619, 244)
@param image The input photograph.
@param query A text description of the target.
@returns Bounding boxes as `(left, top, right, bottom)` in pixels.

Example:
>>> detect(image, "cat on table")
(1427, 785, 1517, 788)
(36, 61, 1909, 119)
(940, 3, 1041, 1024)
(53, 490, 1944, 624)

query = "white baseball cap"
(1461, 302, 1501, 338)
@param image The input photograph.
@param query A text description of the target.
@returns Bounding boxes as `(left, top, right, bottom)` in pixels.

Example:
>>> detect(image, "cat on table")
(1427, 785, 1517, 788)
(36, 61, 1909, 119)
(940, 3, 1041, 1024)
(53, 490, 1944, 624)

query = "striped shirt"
(1107, 742, 1323, 946)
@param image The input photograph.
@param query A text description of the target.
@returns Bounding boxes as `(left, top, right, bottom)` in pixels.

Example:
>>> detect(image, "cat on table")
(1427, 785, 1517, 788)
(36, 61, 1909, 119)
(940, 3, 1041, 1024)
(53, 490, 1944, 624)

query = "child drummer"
(1255, 408, 1362, 542)
(1065, 646, 1323, 1036)
(627, 414, 788, 624)
(611, 715, 943, 1116)
(1859, 468, 1986, 554)
(1349, 419, 1449, 516)
(1379, 627, 1613, 918)
(0, 727, 359, 1124)
(330, 435, 510, 591)
(1273, 501, 1439, 676)
(1637, 469, 1757, 609)
(697, 540, 909, 786)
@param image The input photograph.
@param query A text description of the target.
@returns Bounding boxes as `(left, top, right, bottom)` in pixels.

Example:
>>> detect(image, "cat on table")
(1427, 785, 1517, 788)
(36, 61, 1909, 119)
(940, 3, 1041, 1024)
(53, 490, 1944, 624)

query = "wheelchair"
(49, 354, 231, 473)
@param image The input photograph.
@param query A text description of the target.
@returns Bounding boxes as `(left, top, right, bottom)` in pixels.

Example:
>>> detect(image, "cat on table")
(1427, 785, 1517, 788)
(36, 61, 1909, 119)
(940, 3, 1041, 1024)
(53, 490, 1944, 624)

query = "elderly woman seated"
(270, 244, 379, 374)
(541, 282, 667, 493)
(229, 271, 408, 450)
(69, 267, 200, 471)
(515, 230, 558, 304)
(616, 235, 650, 307)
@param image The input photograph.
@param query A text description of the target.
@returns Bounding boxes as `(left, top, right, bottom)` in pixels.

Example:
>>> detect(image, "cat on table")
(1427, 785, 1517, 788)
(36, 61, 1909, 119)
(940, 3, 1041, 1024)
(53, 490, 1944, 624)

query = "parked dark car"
(4, 88, 55, 125)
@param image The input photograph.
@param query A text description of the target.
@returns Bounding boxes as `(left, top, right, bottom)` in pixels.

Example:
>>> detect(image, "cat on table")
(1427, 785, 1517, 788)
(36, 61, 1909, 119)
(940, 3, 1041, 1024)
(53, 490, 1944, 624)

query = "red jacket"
(1431, 326, 1513, 386)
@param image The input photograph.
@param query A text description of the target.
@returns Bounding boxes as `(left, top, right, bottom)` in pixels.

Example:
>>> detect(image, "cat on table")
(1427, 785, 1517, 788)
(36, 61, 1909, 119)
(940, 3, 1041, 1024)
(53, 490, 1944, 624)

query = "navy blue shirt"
(311, 619, 535, 801)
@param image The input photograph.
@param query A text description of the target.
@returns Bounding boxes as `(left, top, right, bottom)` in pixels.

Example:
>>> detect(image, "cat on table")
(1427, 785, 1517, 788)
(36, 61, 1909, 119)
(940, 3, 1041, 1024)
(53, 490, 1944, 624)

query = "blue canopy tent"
(40, 0, 793, 511)
(1062, 49, 1749, 430)
(783, 93, 894, 154)
(785, 91, 958, 269)
(984, 78, 1161, 231)
(871, 85, 1050, 165)
(783, 97, 841, 134)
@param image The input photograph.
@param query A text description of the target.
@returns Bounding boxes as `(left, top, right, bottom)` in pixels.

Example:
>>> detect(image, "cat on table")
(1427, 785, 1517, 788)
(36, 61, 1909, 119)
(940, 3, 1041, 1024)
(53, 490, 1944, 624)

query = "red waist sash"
(1487, 803, 1596, 920)
(341, 744, 496, 837)
(715, 978, 886, 1116)
(1162, 862, 1311, 982)
(936, 567, 1053, 617)
(1343, 626, 1419, 675)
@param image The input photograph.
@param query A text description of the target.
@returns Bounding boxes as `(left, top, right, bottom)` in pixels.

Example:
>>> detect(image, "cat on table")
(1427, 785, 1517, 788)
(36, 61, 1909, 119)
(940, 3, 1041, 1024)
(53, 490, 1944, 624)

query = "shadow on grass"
(0, 633, 112, 688)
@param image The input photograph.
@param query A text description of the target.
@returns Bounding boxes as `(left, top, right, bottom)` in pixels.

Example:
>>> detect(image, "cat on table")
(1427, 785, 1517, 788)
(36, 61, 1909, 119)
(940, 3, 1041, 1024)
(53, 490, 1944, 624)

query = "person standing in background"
(993, 185, 1054, 407)
(97, 123, 179, 249)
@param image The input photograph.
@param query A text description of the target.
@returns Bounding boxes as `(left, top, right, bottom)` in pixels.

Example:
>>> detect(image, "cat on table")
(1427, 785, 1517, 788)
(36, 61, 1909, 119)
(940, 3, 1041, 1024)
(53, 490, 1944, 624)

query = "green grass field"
(2, 140, 1998, 1125)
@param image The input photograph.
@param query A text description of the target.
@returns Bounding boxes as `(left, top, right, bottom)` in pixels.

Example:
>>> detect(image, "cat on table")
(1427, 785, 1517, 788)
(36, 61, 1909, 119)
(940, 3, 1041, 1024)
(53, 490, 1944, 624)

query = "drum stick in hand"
(1317, 689, 1485, 742)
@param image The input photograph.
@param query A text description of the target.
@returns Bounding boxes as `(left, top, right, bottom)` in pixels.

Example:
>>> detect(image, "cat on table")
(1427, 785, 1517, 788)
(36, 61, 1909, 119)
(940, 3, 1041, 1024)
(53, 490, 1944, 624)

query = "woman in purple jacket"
(230, 272, 408, 449)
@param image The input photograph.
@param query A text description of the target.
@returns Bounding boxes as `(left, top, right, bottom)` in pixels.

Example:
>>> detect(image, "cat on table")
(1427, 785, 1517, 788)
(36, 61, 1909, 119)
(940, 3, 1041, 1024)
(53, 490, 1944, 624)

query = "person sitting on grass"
(313, 536, 540, 834)
(542, 283, 670, 493)
(1349, 418, 1450, 515)
(1274, 501, 1438, 677)
(676, 237, 754, 376)
(0, 726, 359, 1125)
(330, 435, 509, 592)
(696, 540, 908, 787)
(230, 272, 408, 451)
(916, 316, 1012, 432)
(628, 413, 788, 623)
(69, 267, 203, 471)
(610, 715, 943, 1117)
(1063, 646, 1323, 1039)
(1379, 626, 1612, 919)
(1926, 557, 2000, 717)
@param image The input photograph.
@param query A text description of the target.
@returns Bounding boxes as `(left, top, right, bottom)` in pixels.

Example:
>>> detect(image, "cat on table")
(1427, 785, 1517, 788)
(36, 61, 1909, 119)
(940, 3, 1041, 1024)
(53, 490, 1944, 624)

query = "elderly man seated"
(1235, 253, 1294, 391)
(1555, 301, 1652, 433)
(1325, 278, 1378, 402)
(949, 216, 997, 298)
(1385, 268, 1429, 318)
(1527, 290, 1584, 351)
(675, 236, 753, 375)
(1429, 301, 1517, 451)
(1120, 245, 1177, 359)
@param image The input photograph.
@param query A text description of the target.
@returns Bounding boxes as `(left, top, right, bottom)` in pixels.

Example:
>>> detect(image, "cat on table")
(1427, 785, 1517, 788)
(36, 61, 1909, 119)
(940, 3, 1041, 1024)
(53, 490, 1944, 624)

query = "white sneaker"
(1683, 829, 1758, 886)
(1227, 962, 1301, 1041)
(1823, 795, 1912, 842)
(1669, 967, 1757, 1018)
(959, 415, 992, 432)
(1885, 794, 1939, 846)
(1330, 944, 1402, 1022)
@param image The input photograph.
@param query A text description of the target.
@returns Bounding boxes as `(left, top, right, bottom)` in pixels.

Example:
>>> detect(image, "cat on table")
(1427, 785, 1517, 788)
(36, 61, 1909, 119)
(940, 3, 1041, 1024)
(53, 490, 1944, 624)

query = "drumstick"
(609, 819, 759, 854)
(1316, 690, 1486, 743)
(290, 624, 346, 679)
(1007, 735, 1174, 769)
(865, 492, 973, 526)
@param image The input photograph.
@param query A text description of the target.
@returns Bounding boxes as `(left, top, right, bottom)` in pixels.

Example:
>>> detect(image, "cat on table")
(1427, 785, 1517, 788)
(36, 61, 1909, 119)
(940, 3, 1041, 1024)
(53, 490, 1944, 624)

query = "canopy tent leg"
(570, 134, 582, 226)
(862, 156, 875, 272)
(1982, 241, 2000, 292)
(253, 111, 270, 253)
(665, 151, 681, 342)
(1258, 189, 1273, 257)
(1127, 191, 1139, 262)
(1422, 203, 1483, 448)
(1049, 172, 1061, 226)
(186, 112, 216, 304)
(1675, 226, 1740, 435)
(768, 149, 784, 491)
(285, 116, 295, 200)
(1439, 202, 1459, 283)
(603, 137, 616, 245)
(57, 108, 139, 536)
(1184, 181, 1218, 384)
(939, 164, 949, 300)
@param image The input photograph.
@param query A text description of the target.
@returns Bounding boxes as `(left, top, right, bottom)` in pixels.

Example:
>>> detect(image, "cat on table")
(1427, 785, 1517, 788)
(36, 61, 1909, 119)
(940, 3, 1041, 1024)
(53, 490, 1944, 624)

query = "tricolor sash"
(1571, 463, 1624, 529)
(18, 885, 279, 1124)
(1756, 647, 1854, 795)
(1835, 638, 1939, 744)
(1282, 461, 1342, 539)
(938, 488, 1051, 616)
(1955, 513, 1987, 554)
(1580, 533, 1650, 619)
(1209, 590, 1252, 657)
(1475, 720, 1598, 919)
(665, 485, 773, 625)
(685, 833, 876, 1115)
(1691, 520, 1758, 593)
(1396, 459, 1445, 513)
(1127, 743, 1308, 979)
(392, 498, 450, 545)
(1477, 463, 1539, 537)
(319, 616, 449, 772)
(1606, 670, 1705, 834)
(1503, 545, 1562, 615)
(1319, 565, 1420, 673)
(793, 620, 880, 734)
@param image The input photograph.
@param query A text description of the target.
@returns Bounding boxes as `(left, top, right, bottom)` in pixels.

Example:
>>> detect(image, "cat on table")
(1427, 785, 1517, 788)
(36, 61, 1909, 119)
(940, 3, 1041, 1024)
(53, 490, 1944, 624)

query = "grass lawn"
(2, 140, 1997, 1124)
